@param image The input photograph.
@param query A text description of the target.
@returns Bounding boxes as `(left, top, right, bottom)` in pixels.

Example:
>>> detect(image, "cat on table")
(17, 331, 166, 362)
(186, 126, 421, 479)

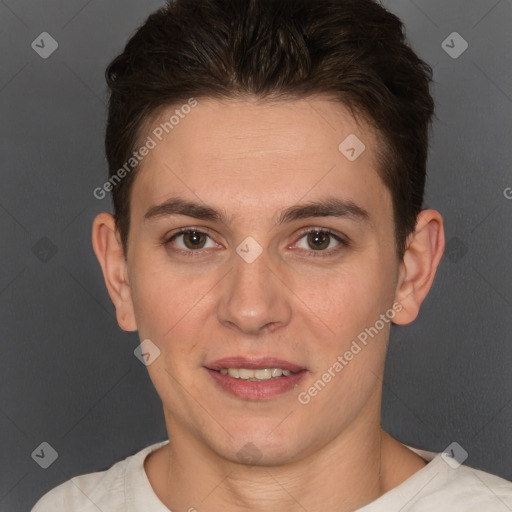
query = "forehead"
(131, 96, 390, 224)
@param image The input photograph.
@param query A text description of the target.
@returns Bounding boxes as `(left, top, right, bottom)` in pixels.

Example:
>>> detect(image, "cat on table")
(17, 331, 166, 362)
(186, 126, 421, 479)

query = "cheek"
(129, 254, 222, 360)
(299, 261, 392, 339)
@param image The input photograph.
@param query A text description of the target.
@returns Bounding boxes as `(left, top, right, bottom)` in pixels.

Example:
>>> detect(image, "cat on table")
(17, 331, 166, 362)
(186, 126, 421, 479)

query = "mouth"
(204, 357, 307, 400)
(217, 367, 294, 381)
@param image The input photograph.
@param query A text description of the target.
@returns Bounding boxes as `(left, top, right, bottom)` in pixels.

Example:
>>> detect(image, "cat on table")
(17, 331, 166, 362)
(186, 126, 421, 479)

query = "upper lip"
(206, 357, 306, 373)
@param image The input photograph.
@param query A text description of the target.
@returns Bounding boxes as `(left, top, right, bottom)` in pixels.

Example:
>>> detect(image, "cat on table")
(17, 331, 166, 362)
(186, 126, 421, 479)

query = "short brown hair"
(105, 0, 434, 259)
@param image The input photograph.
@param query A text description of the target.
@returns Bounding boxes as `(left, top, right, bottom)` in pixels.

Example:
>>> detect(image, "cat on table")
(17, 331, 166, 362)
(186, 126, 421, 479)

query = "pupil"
(185, 231, 205, 249)
(308, 231, 329, 250)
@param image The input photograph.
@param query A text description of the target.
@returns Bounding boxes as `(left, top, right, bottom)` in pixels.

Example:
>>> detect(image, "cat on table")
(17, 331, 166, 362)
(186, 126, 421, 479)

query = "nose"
(216, 245, 293, 336)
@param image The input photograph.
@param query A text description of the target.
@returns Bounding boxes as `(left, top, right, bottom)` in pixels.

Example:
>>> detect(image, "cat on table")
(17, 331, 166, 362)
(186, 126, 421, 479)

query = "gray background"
(0, 0, 511, 510)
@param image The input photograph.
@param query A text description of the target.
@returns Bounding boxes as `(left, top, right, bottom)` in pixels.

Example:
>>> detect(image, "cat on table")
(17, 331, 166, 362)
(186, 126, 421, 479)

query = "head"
(93, 0, 444, 465)
(104, 0, 435, 261)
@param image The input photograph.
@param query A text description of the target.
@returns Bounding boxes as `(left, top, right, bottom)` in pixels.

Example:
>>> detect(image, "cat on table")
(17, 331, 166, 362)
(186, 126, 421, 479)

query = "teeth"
(255, 368, 272, 379)
(219, 368, 294, 380)
(239, 368, 254, 380)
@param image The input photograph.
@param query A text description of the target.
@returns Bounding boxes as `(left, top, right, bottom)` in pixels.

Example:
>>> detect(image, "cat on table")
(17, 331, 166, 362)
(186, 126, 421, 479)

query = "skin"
(92, 96, 445, 512)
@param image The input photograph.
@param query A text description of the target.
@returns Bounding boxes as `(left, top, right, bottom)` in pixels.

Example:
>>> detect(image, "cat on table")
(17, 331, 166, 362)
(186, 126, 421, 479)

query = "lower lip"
(205, 368, 307, 400)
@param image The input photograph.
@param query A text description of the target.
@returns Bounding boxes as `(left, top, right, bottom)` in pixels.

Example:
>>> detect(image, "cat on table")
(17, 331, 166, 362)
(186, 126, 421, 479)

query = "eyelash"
(162, 227, 349, 258)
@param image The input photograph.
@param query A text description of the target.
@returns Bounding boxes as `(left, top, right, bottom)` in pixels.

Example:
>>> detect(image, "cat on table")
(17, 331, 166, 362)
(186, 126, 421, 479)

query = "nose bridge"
(217, 241, 291, 334)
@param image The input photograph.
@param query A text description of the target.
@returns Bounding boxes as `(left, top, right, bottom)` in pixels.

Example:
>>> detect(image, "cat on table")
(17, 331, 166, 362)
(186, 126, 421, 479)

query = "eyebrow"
(144, 196, 370, 226)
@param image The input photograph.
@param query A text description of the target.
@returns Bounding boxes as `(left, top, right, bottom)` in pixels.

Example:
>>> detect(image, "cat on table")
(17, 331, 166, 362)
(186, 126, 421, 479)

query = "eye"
(165, 229, 217, 251)
(163, 227, 349, 257)
(294, 229, 348, 255)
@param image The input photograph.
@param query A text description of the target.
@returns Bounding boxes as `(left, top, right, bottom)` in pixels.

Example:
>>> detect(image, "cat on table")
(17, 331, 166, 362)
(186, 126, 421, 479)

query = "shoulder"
(409, 454, 512, 511)
(31, 441, 168, 512)
(362, 445, 512, 512)
(31, 459, 126, 512)
(426, 461, 512, 509)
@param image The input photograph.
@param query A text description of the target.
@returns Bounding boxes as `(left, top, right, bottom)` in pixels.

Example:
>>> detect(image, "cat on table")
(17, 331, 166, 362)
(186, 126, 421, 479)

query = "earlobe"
(392, 209, 445, 326)
(91, 213, 138, 332)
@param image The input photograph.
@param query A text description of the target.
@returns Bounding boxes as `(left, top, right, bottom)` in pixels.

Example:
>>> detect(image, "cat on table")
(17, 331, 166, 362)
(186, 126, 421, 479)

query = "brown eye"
(166, 230, 215, 251)
(182, 231, 207, 249)
(306, 231, 331, 250)
(294, 229, 348, 256)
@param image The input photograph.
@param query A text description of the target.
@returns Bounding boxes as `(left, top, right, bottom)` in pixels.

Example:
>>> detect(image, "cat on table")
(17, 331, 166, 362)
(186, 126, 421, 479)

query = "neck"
(146, 412, 412, 511)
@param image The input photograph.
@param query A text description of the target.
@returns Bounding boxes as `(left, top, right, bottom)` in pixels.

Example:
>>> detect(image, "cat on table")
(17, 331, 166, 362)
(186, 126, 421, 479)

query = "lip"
(204, 357, 308, 400)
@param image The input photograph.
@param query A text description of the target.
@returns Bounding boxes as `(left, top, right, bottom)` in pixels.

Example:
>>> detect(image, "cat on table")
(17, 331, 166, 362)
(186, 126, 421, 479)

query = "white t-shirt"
(32, 440, 512, 511)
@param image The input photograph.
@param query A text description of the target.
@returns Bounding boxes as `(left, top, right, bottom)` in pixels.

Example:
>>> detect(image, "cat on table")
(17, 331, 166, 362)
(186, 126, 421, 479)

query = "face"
(123, 97, 402, 464)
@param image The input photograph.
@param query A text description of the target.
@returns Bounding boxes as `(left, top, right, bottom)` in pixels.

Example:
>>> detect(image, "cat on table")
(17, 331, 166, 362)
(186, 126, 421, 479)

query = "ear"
(392, 209, 445, 325)
(91, 212, 137, 331)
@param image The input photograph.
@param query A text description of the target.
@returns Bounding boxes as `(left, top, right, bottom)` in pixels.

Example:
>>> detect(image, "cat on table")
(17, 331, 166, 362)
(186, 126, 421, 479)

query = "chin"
(211, 421, 310, 466)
